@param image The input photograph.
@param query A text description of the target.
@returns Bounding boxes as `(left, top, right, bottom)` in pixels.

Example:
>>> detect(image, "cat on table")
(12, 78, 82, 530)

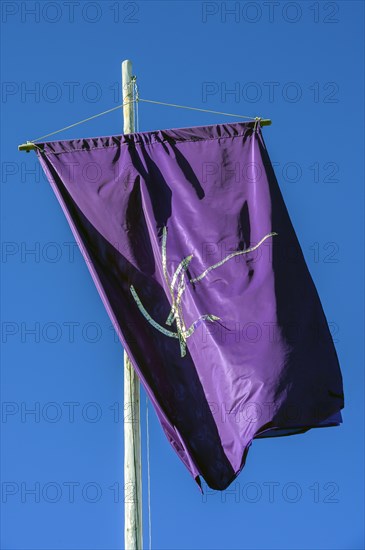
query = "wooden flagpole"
(122, 59, 143, 550)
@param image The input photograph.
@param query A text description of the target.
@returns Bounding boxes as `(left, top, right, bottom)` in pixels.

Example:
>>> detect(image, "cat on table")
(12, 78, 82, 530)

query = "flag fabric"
(36, 121, 344, 490)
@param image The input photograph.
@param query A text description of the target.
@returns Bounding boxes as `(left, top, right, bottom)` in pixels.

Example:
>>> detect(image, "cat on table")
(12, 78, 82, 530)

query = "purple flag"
(36, 121, 344, 490)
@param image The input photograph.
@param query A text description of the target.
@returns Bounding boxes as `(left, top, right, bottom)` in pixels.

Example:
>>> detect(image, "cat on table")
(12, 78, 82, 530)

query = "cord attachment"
(18, 141, 36, 153)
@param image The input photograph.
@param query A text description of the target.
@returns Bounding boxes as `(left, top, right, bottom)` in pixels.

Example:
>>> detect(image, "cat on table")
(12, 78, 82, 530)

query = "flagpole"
(122, 59, 143, 550)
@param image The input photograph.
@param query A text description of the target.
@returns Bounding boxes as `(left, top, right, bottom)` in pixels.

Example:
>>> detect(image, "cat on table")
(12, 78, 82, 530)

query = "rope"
(146, 396, 152, 550)
(134, 80, 140, 132)
(26, 95, 265, 144)
(131, 77, 151, 550)
(30, 100, 135, 143)
(138, 98, 260, 120)
(138, 78, 152, 550)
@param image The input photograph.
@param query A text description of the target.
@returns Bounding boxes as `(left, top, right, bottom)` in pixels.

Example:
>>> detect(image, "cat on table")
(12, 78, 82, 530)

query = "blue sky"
(1, 1, 364, 549)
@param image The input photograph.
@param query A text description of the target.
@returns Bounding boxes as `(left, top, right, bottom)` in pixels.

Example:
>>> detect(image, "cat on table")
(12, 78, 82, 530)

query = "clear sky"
(1, 1, 364, 549)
